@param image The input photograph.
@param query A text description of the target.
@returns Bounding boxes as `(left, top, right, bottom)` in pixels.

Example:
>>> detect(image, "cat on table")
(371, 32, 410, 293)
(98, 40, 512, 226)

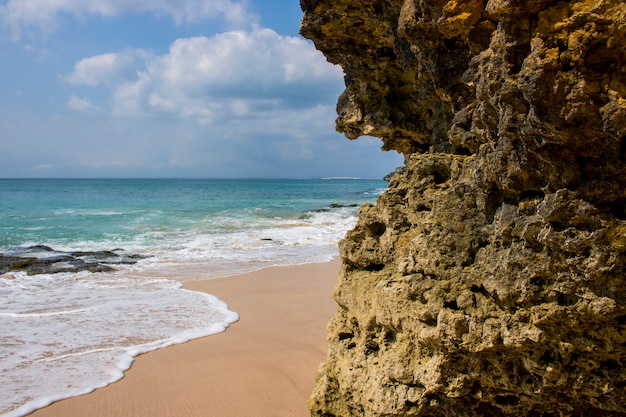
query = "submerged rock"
(301, 0, 626, 415)
(0, 246, 145, 276)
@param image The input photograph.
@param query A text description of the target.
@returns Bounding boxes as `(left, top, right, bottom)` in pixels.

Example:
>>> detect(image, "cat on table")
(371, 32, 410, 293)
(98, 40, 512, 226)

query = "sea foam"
(0, 270, 238, 417)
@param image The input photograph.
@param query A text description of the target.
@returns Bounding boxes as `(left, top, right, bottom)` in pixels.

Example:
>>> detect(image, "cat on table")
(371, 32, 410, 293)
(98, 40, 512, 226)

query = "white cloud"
(67, 95, 101, 114)
(1, 0, 253, 39)
(152, 28, 342, 96)
(65, 51, 149, 87)
(67, 28, 345, 121)
(112, 71, 153, 116)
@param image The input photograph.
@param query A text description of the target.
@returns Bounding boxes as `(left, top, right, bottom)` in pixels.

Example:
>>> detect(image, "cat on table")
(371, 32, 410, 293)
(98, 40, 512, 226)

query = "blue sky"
(0, 0, 402, 178)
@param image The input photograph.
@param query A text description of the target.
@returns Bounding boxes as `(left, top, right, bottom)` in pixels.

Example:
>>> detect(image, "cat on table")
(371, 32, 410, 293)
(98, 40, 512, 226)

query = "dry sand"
(28, 260, 340, 417)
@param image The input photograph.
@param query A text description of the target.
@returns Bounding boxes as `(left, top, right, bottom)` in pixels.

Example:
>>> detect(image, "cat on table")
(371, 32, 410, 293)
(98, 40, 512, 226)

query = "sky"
(0, 0, 403, 178)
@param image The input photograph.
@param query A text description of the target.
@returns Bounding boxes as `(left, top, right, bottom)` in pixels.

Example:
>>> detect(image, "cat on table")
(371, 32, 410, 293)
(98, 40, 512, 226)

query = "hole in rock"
(384, 330, 396, 344)
(368, 221, 386, 237)
(599, 199, 626, 220)
(378, 46, 397, 59)
(454, 145, 473, 156)
(539, 349, 556, 365)
(415, 203, 432, 212)
(530, 276, 544, 286)
(420, 316, 437, 327)
(600, 359, 619, 371)
(432, 167, 451, 184)
(506, 41, 531, 74)
(524, 376, 542, 392)
(405, 400, 419, 408)
(364, 339, 379, 353)
(338, 331, 354, 341)
(444, 37, 458, 51)
(470, 284, 490, 298)
(556, 292, 577, 306)
(519, 189, 545, 201)
(495, 395, 521, 407)
(484, 190, 503, 223)
(365, 263, 385, 272)
(550, 221, 567, 232)
(443, 299, 459, 310)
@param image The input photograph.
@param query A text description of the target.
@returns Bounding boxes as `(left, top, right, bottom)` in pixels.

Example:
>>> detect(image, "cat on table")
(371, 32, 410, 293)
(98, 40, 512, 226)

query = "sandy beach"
(28, 260, 340, 417)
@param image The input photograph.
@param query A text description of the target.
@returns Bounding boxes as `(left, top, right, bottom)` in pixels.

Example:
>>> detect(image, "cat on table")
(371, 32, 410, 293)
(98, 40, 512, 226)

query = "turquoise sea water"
(0, 178, 387, 417)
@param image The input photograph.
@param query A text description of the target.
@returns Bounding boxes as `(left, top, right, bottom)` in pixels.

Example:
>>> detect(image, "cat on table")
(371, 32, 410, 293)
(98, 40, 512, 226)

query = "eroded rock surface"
(301, 0, 626, 415)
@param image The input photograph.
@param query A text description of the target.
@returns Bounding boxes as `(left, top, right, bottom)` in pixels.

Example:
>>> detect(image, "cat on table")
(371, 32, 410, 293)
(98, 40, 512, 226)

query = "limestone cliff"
(301, 0, 626, 415)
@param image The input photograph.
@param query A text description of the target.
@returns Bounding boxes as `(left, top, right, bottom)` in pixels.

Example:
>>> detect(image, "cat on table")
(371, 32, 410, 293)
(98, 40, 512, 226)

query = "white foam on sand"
(0, 271, 238, 417)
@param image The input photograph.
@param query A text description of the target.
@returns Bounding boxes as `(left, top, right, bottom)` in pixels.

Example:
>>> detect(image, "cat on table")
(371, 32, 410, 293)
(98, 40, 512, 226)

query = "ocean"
(0, 178, 386, 417)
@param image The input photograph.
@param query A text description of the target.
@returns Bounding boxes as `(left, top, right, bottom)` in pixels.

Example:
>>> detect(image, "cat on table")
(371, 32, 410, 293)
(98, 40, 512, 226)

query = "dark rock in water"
(329, 203, 359, 208)
(72, 250, 145, 265)
(311, 204, 359, 214)
(0, 256, 37, 274)
(23, 257, 117, 275)
(308, 204, 361, 217)
(0, 246, 146, 276)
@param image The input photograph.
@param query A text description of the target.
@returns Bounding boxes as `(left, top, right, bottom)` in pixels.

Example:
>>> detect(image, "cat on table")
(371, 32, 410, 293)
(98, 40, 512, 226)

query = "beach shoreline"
(26, 259, 340, 417)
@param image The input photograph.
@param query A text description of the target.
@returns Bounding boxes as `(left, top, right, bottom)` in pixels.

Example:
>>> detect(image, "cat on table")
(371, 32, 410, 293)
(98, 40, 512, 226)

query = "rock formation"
(301, 0, 626, 415)
(0, 245, 145, 275)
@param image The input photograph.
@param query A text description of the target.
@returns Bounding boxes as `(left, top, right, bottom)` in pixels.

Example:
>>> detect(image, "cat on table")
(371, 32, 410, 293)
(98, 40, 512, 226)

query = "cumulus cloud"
(67, 28, 345, 121)
(59, 27, 349, 173)
(166, 29, 341, 96)
(65, 50, 149, 87)
(0, 0, 252, 39)
(0, 3, 403, 178)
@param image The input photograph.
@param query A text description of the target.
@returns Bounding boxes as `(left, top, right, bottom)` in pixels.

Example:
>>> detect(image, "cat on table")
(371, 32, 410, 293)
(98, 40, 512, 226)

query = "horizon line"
(0, 176, 386, 181)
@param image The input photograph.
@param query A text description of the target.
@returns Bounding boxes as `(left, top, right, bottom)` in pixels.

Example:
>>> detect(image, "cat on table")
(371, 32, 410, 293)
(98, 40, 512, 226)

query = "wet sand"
(28, 260, 340, 417)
